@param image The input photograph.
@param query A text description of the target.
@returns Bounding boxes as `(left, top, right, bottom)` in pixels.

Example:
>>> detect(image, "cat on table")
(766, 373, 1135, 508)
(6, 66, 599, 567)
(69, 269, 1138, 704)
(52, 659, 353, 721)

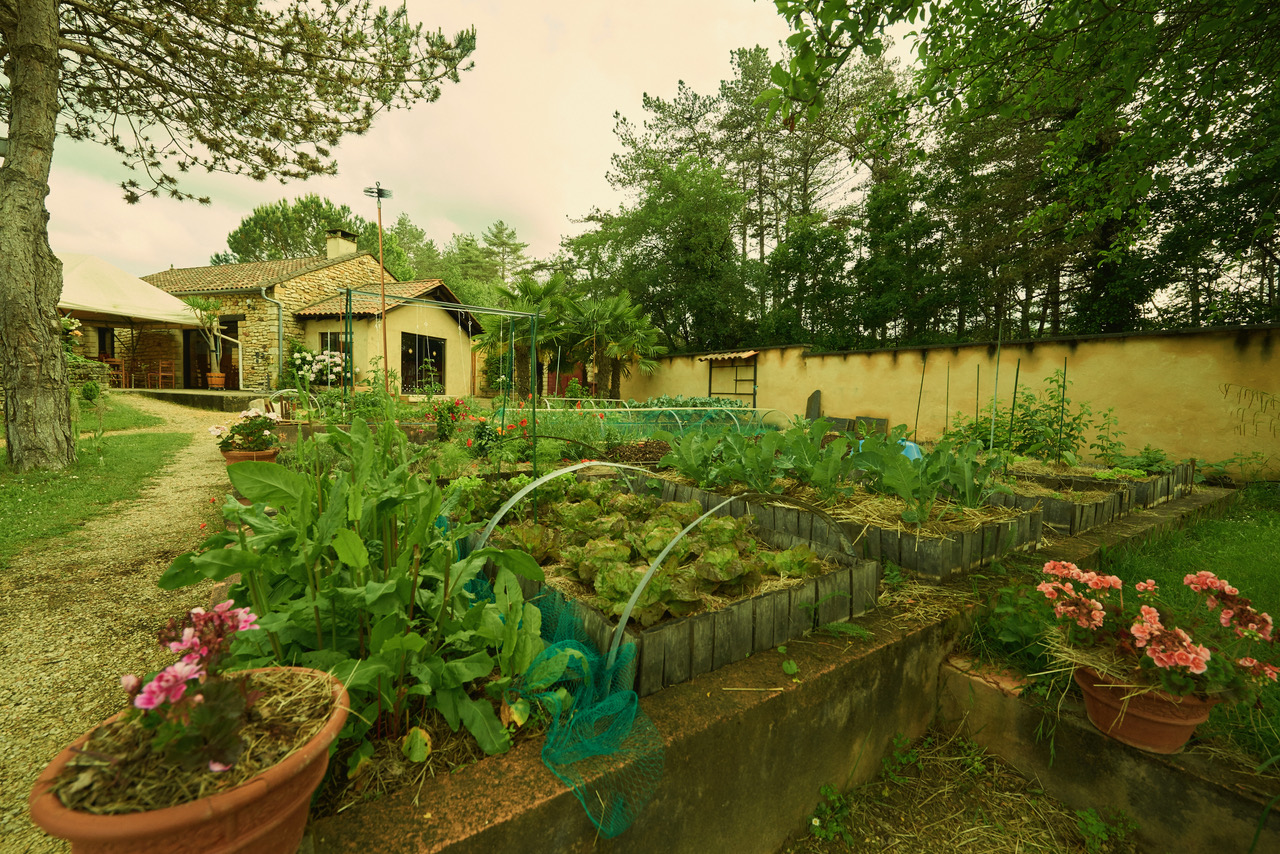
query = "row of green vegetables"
(472, 476, 823, 627)
(160, 419, 576, 778)
(655, 418, 1010, 525)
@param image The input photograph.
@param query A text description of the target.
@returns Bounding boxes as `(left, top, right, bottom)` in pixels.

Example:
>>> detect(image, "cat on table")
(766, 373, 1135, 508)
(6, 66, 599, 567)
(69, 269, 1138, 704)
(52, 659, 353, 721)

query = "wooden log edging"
(986, 487, 1128, 537)
(513, 545, 877, 698)
(638, 476, 1040, 582)
(1013, 460, 1196, 512)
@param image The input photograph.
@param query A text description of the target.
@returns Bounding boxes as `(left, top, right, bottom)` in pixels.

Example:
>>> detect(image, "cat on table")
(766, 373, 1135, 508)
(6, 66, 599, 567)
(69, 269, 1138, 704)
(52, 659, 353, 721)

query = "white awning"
(57, 254, 202, 327)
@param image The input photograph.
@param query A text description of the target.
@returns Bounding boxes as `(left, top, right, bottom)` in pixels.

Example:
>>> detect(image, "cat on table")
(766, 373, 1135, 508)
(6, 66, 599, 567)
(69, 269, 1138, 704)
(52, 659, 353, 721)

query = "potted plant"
(210, 408, 283, 464)
(1036, 560, 1278, 753)
(184, 295, 226, 389)
(29, 602, 348, 853)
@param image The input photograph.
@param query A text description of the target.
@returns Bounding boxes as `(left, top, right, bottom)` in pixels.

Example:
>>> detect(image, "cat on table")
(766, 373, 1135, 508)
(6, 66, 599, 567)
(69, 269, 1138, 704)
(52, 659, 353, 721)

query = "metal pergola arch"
(339, 287, 544, 476)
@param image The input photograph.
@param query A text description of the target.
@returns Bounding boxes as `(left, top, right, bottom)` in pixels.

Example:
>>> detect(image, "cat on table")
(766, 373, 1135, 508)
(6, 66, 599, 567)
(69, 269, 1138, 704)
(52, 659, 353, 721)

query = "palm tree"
(566, 293, 666, 399)
(477, 273, 570, 399)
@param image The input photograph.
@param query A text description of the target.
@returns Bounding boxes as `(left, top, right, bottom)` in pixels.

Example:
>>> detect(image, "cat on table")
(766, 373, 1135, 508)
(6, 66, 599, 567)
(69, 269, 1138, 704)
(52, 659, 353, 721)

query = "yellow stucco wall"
(304, 303, 476, 398)
(622, 327, 1280, 475)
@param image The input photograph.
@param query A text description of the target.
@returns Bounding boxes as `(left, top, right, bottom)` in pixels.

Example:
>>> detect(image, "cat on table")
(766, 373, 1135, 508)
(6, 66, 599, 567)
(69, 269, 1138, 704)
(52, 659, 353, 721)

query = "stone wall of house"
(234, 255, 386, 391)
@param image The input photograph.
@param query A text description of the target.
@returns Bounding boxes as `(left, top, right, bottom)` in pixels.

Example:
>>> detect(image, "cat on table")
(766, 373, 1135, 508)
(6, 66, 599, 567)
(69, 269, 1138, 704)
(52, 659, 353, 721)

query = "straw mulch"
(51, 668, 336, 814)
(776, 728, 1122, 854)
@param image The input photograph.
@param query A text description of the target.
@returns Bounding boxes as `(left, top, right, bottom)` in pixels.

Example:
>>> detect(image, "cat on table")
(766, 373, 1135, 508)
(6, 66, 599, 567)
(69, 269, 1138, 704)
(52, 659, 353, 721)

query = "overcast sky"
(46, 1, 800, 279)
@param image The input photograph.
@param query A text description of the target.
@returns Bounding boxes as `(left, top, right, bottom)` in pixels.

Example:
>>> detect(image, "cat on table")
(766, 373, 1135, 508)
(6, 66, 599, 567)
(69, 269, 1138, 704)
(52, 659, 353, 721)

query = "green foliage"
(158, 418, 547, 762)
(486, 481, 820, 627)
(853, 428, 1006, 525)
(1074, 807, 1140, 854)
(767, 1, 1280, 334)
(1113, 444, 1175, 475)
(945, 370, 1095, 464)
(881, 732, 922, 784)
(655, 418, 863, 500)
(79, 380, 100, 403)
(809, 784, 855, 846)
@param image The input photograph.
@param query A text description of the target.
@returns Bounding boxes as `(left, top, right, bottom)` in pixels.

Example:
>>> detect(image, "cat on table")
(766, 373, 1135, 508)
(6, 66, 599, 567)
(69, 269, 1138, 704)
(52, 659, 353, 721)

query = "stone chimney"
(325, 229, 359, 259)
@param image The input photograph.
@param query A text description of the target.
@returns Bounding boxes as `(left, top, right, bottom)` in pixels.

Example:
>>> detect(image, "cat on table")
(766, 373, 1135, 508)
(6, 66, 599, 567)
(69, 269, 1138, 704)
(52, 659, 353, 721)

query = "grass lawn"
(0, 394, 163, 440)
(0, 432, 190, 569)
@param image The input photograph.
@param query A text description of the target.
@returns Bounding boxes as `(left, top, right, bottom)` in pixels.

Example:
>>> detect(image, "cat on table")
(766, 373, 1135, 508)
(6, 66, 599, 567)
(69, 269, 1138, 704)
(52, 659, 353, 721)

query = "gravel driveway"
(0, 395, 229, 853)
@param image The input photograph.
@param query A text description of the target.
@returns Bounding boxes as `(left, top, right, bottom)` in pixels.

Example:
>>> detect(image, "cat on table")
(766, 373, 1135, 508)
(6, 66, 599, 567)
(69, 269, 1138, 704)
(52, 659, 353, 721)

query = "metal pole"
(1007, 358, 1021, 451)
(913, 351, 926, 439)
(988, 320, 1003, 451)
(1057, 357, 1069, 465)
(364, 182, 393, 394)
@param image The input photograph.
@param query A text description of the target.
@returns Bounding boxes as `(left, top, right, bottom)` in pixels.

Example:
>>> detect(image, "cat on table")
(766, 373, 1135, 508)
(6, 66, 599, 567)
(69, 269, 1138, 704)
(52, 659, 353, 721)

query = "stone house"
(142, 230, 481, 394)
(298, 280, 482, 397)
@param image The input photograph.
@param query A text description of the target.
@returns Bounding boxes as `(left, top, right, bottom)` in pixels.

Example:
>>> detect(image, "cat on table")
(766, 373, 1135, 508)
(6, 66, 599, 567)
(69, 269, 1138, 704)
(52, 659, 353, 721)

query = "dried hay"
(52, 668, 335, 814)
(878, 580, 979, 628)
(785, 727, 1095, 854)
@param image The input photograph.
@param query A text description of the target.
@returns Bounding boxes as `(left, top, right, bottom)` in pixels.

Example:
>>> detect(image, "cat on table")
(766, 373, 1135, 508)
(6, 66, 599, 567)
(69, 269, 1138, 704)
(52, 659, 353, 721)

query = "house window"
(319, 331, 345, 354)
(97, 327, 115, 358)
(400, 333, 445, 394)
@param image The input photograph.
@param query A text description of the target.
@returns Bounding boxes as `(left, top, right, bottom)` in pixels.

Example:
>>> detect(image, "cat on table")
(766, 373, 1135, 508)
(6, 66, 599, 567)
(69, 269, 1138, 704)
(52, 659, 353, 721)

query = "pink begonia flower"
(1220, 609, 1236, 627)
(1135, 580, 1158, 594)
(120, 674, 140, 693)
(209, 761, 232, 773)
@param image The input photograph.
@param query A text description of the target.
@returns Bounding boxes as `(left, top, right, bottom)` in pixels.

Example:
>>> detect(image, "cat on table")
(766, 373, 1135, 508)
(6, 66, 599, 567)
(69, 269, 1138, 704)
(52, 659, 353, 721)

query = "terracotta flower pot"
(1073, 665, 1220, 754)
(220, 447, 280, 466)
(28, 667, 348, 854)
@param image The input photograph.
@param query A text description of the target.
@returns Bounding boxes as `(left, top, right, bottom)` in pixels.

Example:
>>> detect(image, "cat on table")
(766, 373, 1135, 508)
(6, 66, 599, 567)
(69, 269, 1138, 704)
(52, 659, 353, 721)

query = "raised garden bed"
(640, 476, 1041, 581)
(476, 477, 878, 697)
(989, 481, 1132, 536)
(1012, 460, 1195, 510)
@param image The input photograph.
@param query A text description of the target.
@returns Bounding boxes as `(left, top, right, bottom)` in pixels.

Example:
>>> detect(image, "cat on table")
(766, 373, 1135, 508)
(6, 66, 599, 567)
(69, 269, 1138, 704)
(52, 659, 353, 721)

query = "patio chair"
(104, 358, 124, 388)
(147, 360, 176, 389)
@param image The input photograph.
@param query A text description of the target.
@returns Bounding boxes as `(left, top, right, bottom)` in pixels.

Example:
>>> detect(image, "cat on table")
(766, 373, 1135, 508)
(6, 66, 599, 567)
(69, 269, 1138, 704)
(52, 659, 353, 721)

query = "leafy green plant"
(488, 482, 822, 627)
(809, 783, 855, 845)
(712, 430, 791, 494)
(158, 417, 550, 767)
(854, 428, 951, 525)
(1090, 407, 1127, 466)
(654, 426, 730, 488)
(1115, 444, 1175, 474)
(1075, 807, 1139, 854)
(945, 369, 1095, 464)
(943, 440, 1011, 507)
(881, 732, 922, 784)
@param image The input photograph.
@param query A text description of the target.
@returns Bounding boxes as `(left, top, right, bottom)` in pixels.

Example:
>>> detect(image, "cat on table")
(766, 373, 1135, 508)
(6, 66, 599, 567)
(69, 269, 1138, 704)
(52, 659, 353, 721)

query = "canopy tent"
(57, 253, 201, 327)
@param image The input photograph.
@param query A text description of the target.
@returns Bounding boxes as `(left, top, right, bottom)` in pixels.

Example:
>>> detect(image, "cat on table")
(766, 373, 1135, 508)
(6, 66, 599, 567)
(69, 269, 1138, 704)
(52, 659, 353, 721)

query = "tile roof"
(141, 253, 369, 294)
(298, 280, 483, 332)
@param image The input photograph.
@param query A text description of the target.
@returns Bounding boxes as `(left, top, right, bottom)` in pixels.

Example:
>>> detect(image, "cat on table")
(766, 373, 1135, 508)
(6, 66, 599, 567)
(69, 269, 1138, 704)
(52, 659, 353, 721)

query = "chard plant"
(159, 416, 554, 771)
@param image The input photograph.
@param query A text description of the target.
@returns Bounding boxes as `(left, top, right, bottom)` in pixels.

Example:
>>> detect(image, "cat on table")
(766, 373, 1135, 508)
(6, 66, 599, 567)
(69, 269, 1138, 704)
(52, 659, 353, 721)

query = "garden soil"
(0, 395, 224, 854)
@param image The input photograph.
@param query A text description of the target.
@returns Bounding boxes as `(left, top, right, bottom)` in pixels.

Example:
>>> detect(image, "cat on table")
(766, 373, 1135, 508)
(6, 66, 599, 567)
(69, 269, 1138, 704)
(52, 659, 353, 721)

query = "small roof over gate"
(697, 350, 759, 361)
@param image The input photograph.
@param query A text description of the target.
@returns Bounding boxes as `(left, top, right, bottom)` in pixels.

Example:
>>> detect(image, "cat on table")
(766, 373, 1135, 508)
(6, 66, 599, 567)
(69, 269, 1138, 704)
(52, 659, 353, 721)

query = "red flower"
(199, 522, 207, 530)
(466, 438, 473, 447)
(519, 418, 527, 427)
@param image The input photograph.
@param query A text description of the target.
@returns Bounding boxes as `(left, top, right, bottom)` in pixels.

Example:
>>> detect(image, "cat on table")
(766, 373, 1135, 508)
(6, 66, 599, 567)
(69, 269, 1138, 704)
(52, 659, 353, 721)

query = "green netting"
(462, 574, 663, 838)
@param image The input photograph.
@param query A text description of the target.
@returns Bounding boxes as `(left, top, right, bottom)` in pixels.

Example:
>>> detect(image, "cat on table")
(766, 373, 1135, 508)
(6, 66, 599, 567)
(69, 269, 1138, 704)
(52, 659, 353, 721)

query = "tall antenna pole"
(364, 182, 393, 394)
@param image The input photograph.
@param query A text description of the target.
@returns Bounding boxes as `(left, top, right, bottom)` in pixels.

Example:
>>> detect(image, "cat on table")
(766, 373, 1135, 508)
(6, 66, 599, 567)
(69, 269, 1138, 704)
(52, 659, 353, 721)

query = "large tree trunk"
(0, 0, 75, 471)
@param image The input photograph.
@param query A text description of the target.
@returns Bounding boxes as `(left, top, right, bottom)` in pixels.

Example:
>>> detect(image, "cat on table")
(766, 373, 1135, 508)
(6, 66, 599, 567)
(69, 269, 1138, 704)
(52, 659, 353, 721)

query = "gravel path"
(0, 395, 229, 853)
